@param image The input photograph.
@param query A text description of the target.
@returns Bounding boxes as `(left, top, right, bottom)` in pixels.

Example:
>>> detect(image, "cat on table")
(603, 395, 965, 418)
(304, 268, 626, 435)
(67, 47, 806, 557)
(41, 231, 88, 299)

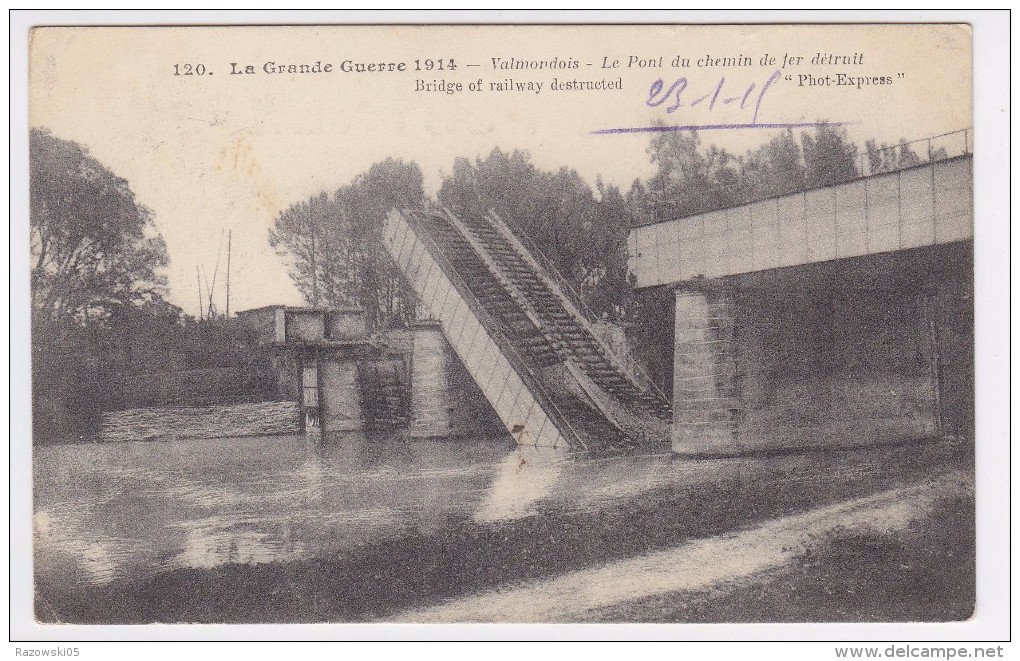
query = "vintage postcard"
(18, 17, 996, 638)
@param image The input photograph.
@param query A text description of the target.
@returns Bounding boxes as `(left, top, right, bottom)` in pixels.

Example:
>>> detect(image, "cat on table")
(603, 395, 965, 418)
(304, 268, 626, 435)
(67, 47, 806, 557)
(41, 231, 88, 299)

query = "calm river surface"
(34, 432, 956, 599)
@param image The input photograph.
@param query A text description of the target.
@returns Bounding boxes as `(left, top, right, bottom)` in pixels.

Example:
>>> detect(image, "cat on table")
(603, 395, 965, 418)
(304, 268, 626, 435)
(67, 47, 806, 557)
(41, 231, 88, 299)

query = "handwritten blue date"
(646, 70, 783, 124)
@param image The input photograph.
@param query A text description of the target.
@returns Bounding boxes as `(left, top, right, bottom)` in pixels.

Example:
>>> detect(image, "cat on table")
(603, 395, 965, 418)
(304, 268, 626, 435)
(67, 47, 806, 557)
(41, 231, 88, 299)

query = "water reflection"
(473, 447, 565, 523)
(34, 432, 950, 589)
(34, 432, 512, 587)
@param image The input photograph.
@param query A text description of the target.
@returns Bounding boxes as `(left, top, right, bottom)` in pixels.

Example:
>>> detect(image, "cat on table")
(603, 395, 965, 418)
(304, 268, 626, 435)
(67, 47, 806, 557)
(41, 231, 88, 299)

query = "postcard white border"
(8, 9, 1011, 645)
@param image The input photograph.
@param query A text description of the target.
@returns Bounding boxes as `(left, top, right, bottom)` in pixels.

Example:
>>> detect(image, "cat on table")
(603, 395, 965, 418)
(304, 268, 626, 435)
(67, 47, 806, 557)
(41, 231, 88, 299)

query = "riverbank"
(99, 401, 301, 442)
(397, 472, 972, 622)
(582, 485, 974, 623)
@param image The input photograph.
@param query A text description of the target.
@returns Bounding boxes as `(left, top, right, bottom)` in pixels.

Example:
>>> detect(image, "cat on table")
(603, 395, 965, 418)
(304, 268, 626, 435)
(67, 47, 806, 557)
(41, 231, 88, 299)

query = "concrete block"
(731, 228, 753, 253)
(806, 234, 837, 263)
(462, 327, 488, 369)
(659, 249, 682, 285)
(868, 223, 900, 253)
(751, 220, 780, 247)
(805, 211, 837, 238)
(327, 309, 367, 340)
(676, 217, 705, 240)
(730, 205, 752, 230)
(704, 232, 727, 257)
(901, 195, 935, 226)
(779, 218, 807, 246)
(677, 238, 704, 263)
(519, 404, 549, 447)
(673, 289, 739, 455)
(703, 210, 728, 236)
(442, 306, 465, 347)
(536, 419, 564, 449)
(777, 196, 805, 226)
(835, 179, 867, 215)
(900, 166, 934, 206)
(900, 221, 936, 249)
(483, 360, 511, 402)
(635, 226, 657, 252)
(933, 181, 972, 224)
(780, 241, 809, 267)
(868, 200, 900, 230)
(507, 394, 537, 437)
(804, 188, 835, 219)
(702, 255, 729, 279)
(868, 175, 900, 204)
(672, 422, 738, 456)
(678, 259, 706, 281)
(728, 250, 753, 276)
(935, 211, 972, 243)
(752, 245, 782, 272)
(496, 382, 525, 430)
(410, 323, 452, 437)
(835, 203, 867, 236)
(749, 199, 780, 230)
(285, 310, 326, 343)
(836, 232, 869, 259)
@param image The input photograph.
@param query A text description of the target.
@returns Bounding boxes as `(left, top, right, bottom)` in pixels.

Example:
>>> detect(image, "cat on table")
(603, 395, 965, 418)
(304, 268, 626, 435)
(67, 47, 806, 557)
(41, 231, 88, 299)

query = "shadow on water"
(33, 431, 968, 623)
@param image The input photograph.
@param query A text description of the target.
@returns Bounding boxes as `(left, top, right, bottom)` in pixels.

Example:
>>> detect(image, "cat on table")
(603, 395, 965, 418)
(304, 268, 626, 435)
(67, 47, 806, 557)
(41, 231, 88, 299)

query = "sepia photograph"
(10, 11, 1009, 646)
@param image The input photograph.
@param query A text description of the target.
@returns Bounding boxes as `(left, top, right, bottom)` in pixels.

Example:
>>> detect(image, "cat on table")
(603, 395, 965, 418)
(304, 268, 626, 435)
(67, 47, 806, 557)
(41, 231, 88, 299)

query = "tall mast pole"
(310, 230, 319, 306)
(204, 271, 214, 320)
(225, 230, 232, 318)
(208, 230, 223, 320)
(196, 266, 204, 322)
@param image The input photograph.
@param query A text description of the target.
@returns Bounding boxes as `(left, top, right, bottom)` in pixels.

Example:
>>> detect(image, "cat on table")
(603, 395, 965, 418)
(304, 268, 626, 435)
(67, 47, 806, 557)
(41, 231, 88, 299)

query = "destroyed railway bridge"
(383, 150, 973, 456)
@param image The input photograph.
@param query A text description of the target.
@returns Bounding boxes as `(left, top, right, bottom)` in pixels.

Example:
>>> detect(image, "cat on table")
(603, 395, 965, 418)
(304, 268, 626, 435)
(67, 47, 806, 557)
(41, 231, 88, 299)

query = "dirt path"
(394, 470, 970, 623)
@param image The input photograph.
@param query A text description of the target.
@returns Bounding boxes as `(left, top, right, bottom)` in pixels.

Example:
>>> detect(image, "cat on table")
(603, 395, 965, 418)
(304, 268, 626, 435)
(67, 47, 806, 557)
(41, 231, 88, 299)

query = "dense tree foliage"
(864, 136, 952, 178)
(269, 158, 423, 327)
(802, 124, 859, 188)
(629, 124, 861, 225)
(30, 129, 169, 327)
(31, 130, 170, 441)
(30, 130, 267, 442)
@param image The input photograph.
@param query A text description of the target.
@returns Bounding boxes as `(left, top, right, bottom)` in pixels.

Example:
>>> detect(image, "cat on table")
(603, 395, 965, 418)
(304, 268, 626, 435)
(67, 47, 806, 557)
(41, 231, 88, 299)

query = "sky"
(28, 24, 972, 317)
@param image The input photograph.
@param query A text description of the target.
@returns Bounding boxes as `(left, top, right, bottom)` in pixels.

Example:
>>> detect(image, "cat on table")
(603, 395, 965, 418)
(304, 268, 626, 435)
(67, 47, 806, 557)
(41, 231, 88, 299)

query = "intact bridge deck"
(628, 155, 972, 289)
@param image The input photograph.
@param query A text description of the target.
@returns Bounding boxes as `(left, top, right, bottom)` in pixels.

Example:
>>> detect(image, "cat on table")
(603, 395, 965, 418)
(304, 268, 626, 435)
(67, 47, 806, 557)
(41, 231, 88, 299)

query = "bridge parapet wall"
(629, 156, 972, 288)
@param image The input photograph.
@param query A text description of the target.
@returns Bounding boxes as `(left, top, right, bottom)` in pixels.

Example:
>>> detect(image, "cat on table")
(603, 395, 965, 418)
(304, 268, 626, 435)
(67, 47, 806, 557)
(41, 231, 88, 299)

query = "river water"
(33, 432, 958, 607)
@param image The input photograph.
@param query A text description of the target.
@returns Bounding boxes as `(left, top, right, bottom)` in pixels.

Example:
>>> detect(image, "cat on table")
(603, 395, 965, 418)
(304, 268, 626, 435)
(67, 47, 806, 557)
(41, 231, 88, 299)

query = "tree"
(30, 128, 168, 327)
(801, 124, 859, 188)
(738, 129, 806, 201)
(270, 158, 424, 327)
(585, 180, 634, 318)
(637, 129, 741, 222)
(630, 125, 861, 224)
(866, 137, 922, 175)
(30, 128, 172, 442)
(268, 192, 334, 307)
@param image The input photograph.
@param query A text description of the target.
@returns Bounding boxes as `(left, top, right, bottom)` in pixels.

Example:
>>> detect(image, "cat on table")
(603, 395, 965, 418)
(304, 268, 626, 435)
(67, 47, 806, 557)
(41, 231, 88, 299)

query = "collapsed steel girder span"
(383, 208, 671, 454)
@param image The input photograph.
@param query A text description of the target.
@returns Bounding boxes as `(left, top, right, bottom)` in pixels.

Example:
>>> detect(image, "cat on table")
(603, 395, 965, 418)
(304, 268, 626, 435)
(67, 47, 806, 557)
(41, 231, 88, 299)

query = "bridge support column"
(320, 359, 363, 433)
(673, 288, 740, 456)
(409, 320, 453, 438)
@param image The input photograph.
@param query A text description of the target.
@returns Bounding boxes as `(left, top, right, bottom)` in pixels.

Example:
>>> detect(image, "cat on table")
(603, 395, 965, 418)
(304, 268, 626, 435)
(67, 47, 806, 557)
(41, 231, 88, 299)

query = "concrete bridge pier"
(672, 287, 740, 456)
(409, 320, 453, 438)
(319, 359, 363, 433)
